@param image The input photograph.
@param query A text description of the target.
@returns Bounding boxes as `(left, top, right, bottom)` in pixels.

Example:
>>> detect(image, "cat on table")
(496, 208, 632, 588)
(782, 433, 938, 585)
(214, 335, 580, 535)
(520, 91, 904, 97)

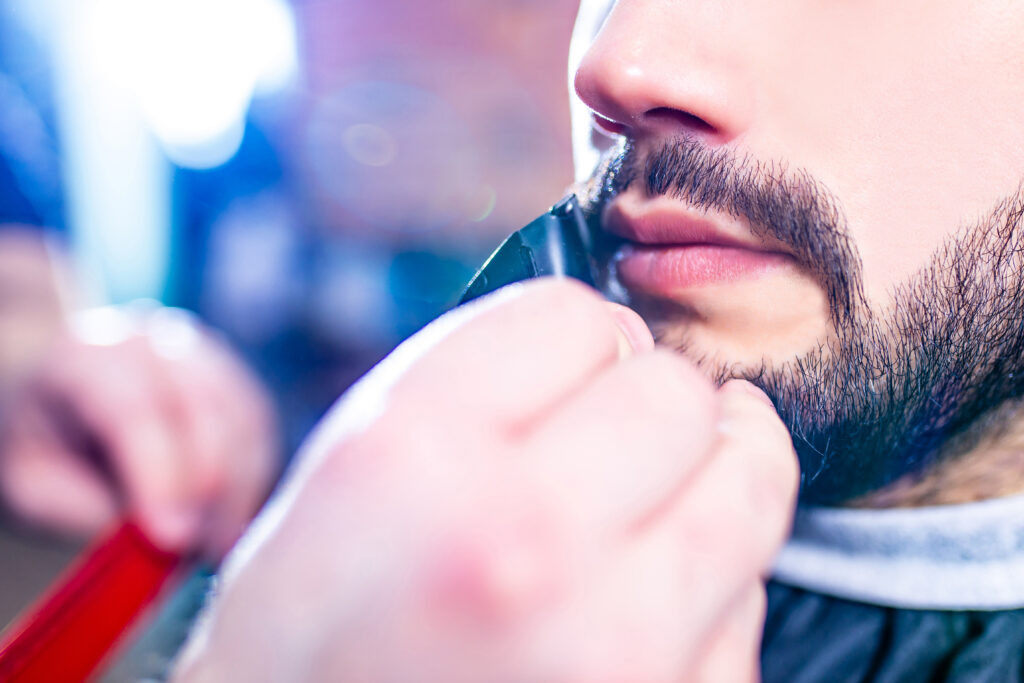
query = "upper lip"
(602, 195, 786, 254)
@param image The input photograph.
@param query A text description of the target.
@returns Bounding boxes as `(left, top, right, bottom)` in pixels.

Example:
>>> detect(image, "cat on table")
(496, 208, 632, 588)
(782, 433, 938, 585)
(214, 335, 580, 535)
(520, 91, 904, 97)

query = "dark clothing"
(761, 581, 1024, 683)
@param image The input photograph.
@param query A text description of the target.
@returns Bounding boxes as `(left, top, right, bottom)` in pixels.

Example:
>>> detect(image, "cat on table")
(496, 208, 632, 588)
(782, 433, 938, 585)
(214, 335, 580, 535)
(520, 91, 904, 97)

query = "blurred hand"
(173, 279, 797, 681)
(0, 229, 66, 382)
(0, 304, 279, 558)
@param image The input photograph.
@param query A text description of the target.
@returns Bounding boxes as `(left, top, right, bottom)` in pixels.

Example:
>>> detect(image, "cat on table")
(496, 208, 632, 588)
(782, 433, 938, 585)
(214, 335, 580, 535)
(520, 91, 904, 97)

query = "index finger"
(386, 278, 654, 431)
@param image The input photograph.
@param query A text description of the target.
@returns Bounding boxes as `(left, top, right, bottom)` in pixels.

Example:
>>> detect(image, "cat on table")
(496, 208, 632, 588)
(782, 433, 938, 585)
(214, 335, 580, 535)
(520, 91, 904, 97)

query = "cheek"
(760, 0, 1024, 306)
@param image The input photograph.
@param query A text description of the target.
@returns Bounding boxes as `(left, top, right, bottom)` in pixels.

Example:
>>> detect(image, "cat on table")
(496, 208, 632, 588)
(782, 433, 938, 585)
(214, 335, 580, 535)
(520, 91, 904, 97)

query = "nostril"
(645, 107, 717, 136)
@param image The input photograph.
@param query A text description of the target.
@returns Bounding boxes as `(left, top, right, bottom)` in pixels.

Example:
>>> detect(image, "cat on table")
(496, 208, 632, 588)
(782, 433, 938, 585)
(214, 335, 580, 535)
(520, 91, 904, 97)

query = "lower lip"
(615, 244, 790, 294)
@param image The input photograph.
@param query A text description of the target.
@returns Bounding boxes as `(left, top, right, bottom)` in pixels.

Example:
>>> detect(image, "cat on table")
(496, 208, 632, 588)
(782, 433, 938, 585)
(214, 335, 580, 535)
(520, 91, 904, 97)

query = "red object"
(0, 521, 184, 683)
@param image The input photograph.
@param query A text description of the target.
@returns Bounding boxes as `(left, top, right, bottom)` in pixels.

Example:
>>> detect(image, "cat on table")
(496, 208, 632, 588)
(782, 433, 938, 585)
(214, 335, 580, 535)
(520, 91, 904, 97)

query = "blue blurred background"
(0, 0, 580, 451)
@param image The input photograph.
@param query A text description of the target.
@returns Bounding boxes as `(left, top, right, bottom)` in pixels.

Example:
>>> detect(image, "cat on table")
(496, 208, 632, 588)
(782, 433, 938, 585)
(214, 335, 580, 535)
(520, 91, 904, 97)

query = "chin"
(626, 273, 834, 374)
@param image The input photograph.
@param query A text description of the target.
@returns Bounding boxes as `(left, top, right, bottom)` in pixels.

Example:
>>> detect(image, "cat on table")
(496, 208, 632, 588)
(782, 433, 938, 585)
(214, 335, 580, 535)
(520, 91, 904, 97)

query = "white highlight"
(85, 0, 298, 169)
(146, 306, 203, 360)
(568, 0, 618, 182)
(71, 306, 135, 346)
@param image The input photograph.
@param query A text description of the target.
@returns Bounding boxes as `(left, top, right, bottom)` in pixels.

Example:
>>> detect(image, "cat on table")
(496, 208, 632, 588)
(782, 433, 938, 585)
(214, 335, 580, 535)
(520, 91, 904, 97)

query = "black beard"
(582, 137, 1024, 505)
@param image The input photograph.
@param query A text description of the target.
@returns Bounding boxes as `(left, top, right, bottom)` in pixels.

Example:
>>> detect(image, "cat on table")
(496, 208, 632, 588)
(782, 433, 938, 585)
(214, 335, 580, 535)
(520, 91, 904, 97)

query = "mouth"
(602, 194, 795, 295)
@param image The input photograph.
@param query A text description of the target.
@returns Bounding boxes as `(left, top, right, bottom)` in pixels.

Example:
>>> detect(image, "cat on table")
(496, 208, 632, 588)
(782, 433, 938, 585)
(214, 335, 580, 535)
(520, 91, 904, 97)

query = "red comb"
(0, 521, 184, 682)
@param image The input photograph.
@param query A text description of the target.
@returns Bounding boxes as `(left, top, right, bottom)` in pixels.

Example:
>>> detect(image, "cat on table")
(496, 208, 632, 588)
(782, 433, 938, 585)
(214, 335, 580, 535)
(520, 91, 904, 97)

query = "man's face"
(569, 0, 1024, 502)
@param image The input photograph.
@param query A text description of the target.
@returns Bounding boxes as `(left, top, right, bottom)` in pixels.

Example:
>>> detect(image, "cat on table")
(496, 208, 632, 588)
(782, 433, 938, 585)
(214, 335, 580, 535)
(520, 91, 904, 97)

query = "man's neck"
(852, 400, 1024, 508)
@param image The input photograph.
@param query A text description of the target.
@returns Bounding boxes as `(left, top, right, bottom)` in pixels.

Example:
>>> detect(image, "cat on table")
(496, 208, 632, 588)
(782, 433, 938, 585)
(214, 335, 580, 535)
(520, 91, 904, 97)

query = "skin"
(570, 0, 1024, 502)
(173, 280, 797, 682)
(0, 230, 278, 558)
(175, 0, 1024, 677)
(574, 0, 1024, 320)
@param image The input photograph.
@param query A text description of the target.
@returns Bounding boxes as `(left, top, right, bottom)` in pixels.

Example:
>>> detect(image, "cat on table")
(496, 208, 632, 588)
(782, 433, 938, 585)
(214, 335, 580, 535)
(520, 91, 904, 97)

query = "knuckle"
(428, 533, 511, 617)
(704, 453, 795, 565)
(194, 455, 230, 499)
(672, 465, 786, 573)
(426, 514, 562, 628)
(632, 350, 716, 417)
(743, 467, 797, 555)
(679, 506, 768, 583)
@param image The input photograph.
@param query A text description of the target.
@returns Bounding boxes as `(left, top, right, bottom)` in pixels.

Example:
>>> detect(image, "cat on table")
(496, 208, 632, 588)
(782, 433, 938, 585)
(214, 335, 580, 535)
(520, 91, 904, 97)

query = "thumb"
(603, 303, 654, 357)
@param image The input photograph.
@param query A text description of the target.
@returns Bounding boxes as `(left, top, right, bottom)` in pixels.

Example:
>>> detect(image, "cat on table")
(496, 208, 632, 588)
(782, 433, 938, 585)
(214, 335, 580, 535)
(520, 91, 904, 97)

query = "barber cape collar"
(773, 493, 1024, 610)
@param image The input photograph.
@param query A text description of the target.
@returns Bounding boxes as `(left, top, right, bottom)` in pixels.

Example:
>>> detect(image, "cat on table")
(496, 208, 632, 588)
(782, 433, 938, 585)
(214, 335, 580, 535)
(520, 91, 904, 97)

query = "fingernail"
(606, 303, 654, 358)
(721, 380, 774, 408)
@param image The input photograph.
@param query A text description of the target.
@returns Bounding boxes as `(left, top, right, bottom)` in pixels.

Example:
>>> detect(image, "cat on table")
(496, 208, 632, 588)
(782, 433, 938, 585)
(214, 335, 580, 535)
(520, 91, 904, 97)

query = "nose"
(573, 0, 754, 145)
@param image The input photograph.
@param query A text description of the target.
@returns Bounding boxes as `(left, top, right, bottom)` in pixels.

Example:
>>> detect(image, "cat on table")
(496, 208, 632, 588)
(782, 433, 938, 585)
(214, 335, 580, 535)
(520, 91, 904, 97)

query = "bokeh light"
(84, 0, 298, 169)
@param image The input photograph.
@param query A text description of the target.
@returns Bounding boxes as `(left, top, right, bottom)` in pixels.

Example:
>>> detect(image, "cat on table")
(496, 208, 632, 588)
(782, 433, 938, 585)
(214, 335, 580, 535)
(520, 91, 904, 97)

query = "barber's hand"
(173, 279, 797, 681)
(0, 305, 278, 558)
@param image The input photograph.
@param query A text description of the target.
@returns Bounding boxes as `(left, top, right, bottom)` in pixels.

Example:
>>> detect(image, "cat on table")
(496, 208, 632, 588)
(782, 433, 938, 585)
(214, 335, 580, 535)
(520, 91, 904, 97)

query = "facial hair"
(582, 137, 1024, 505)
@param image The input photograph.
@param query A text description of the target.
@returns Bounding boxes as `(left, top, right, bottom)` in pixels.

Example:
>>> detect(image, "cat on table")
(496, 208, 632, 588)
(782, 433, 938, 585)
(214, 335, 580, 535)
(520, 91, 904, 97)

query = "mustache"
(589, 137, 865, 324)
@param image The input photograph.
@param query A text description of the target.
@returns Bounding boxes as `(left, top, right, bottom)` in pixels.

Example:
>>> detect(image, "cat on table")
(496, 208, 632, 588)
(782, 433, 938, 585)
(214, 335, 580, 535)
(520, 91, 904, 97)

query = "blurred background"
(0, 0, 580, 450)
(0, 0, 581, 677)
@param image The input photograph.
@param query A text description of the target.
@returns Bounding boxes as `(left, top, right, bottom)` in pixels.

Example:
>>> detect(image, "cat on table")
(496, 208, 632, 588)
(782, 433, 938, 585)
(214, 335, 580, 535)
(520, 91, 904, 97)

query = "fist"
(174, 279, 797, 681)
(0, 304, 279, 558)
